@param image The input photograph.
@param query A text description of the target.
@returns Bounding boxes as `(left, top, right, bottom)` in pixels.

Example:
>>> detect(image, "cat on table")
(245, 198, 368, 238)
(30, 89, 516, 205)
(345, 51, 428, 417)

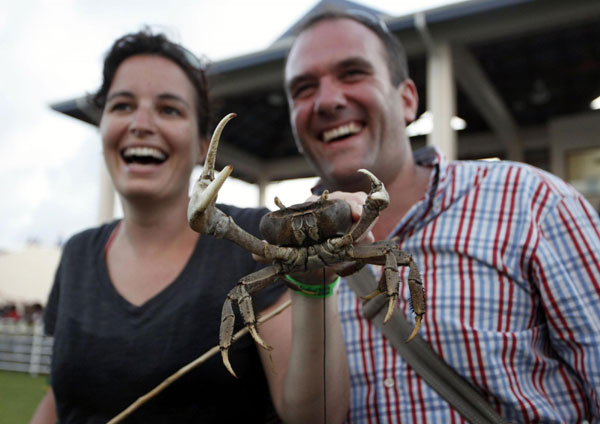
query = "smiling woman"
(29, 29, 288, 424)
(98, 54, 203, 205)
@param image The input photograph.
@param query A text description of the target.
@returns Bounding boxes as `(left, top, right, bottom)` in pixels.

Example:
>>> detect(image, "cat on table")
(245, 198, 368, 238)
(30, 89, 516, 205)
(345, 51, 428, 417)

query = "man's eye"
(341, 69, 366, 80)
(292, 84, 316, 99)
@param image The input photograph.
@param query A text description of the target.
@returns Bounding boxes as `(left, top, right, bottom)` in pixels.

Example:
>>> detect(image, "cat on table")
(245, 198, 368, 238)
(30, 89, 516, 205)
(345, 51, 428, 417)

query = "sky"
(0, 0, 461, 251)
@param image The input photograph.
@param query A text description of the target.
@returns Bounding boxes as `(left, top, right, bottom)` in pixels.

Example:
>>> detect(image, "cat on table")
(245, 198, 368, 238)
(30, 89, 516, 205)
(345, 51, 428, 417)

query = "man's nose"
(129, 105, 155, 137)
(313, 78, 346, 116)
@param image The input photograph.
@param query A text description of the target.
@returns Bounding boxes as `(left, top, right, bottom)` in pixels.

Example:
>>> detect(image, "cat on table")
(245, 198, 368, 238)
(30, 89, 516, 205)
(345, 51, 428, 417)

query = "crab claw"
(349, 169, 390, 242)
(187, 113, 236, 233)
(358, 168, 389, 211)
(406, 316, 422, 343)
(188, 166, 232, 233)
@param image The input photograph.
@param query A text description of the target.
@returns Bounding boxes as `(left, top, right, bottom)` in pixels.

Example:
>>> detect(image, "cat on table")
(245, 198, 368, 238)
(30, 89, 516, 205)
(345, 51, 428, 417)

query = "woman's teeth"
(122, 146, 167, 164)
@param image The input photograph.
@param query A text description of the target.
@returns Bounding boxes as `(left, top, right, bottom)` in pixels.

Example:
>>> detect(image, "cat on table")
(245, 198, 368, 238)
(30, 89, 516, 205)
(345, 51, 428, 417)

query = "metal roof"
(51, 0, 600, 183)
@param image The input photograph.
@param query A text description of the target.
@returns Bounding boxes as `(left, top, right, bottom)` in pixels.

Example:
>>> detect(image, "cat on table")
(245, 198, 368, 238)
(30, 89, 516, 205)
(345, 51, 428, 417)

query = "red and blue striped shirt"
(339, 147, 600, 423)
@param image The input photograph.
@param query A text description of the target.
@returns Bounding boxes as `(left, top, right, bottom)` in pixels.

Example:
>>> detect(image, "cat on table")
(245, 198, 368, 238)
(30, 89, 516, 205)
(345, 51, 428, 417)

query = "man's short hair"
(289, 9, 409, 86)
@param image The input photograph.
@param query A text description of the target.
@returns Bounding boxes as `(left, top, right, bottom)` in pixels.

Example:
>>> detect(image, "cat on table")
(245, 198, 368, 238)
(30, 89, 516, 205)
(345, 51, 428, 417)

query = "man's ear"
(400, 78, 419, 124)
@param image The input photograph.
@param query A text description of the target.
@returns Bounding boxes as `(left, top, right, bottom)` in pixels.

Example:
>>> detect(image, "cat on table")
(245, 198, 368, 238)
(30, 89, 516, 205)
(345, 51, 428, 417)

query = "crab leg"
(220, 265, 283, 377)
(405, 258, 425, 342)
(351, 243, 425, 342)
(359, 250, 399, 323)
(220, 284, 271, 378)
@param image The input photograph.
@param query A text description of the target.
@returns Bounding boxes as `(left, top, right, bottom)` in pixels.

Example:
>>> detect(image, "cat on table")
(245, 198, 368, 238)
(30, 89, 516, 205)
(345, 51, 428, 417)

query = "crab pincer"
(188, 113, 236, 234)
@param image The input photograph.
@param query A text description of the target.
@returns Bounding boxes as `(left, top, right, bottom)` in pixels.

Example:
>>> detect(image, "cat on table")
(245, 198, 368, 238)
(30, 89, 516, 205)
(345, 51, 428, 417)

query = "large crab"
(188, 113, 425, 376)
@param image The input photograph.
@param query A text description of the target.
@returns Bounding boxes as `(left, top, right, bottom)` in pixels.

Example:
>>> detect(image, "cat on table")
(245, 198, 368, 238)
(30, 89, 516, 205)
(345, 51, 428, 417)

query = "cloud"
(0, 113, 100, 249)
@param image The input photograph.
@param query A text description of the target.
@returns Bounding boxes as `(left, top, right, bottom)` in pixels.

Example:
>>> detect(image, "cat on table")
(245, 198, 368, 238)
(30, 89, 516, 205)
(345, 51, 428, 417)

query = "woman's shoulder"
(62, 220, 120, 252)
(216, 204, 269, 226)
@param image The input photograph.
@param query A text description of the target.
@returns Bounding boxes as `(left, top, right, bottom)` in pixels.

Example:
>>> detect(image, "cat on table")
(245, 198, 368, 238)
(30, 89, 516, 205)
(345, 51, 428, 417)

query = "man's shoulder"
(451, 159, 576, 200)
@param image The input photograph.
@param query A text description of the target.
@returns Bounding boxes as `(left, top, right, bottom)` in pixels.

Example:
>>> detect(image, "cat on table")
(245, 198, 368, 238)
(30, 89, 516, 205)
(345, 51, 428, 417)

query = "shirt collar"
(310, 145, 449, 240)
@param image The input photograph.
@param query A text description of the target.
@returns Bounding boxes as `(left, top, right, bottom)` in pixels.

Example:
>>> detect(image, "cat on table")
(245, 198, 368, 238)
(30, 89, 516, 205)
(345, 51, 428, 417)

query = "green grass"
(0, 370, 48, 424)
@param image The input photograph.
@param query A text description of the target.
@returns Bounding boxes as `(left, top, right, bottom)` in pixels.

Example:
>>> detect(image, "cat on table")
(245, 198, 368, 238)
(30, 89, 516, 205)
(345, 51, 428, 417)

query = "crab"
(188, 113, 425, 377)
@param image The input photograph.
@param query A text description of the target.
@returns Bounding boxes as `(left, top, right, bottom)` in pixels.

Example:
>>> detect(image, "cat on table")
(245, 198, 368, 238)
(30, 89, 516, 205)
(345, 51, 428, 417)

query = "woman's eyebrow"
(157, 93, 192, 108)
(106, 90, 134, 102)
(106, 91, 192, 108)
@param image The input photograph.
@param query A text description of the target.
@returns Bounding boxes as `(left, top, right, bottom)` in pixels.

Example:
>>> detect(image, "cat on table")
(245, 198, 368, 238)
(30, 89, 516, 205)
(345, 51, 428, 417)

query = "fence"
(0, 318, 52, 375)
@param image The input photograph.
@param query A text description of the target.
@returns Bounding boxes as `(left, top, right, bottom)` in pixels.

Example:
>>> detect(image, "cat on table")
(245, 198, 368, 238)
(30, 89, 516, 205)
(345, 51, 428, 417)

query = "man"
(284, 10, 600, 423)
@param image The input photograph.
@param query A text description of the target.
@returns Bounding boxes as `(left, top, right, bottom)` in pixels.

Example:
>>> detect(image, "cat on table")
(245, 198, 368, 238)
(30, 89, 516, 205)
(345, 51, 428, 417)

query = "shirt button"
(384, 378, 395, 388)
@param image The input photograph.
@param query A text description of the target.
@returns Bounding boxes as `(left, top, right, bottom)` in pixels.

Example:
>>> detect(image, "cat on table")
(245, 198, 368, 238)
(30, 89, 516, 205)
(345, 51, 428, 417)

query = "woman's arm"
(30, 387, 57, 424)
(258, 289, 350, 424)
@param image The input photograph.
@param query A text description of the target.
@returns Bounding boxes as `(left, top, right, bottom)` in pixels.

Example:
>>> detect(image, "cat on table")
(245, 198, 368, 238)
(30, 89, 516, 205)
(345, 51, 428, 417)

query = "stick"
(107, 299, 291, 423)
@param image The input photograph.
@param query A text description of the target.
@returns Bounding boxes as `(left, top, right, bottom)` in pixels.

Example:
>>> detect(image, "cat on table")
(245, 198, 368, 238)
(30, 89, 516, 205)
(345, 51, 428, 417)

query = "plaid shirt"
(336, 147, 600, 423)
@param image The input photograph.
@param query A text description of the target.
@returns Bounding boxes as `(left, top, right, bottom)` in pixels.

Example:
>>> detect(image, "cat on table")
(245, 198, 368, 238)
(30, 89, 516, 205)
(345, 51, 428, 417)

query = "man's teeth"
(123, 146, 166, 161)
(322, 122, 362, 143)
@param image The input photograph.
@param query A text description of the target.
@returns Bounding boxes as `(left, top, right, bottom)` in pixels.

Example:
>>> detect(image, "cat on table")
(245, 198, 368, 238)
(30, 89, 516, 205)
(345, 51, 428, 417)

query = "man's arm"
(258, 290, 350, 424)
(535, 191, 600, 417)
(256, 191, 371, 423)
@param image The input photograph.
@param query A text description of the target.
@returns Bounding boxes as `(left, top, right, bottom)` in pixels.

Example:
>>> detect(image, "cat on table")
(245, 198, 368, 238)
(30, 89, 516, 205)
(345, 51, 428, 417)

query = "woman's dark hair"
(93, 28, 211, 138)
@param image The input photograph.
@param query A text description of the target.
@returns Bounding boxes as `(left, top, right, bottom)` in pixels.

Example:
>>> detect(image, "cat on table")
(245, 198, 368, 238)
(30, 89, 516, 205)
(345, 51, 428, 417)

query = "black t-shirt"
(44, 204, 285, 423)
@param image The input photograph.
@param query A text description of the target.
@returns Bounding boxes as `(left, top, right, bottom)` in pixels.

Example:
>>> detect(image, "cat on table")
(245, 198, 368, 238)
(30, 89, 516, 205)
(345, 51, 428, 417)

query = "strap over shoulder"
(345, 267, 507, 424)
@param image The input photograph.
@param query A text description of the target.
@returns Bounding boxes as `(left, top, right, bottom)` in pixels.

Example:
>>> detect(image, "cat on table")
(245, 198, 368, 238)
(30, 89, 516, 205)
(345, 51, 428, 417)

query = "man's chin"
(328, 167, 373, 192)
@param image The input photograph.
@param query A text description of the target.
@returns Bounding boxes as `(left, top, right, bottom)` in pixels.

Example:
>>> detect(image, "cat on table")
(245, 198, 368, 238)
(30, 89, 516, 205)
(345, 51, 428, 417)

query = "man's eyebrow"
(286, 74, 315, 93)
(336, 56, 373, 71)
(286, 56, 374, 91)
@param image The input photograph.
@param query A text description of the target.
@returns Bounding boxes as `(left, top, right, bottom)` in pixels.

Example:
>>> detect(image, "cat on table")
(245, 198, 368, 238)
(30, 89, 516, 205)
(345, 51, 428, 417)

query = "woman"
(31, 29, 352, 424)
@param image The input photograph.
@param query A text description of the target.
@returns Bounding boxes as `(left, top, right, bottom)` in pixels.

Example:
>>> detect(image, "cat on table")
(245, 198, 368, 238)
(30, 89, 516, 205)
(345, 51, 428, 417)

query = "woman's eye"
(161, 105, 182, 116)
(109, 102, 132, 112)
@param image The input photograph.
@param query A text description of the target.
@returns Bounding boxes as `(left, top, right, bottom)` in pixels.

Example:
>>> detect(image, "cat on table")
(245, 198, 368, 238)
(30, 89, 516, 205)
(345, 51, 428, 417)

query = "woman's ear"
(400, 79, 419, 124)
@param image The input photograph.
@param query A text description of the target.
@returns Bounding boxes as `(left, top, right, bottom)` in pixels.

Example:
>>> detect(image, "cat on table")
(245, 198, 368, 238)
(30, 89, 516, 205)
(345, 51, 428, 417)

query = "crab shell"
(260, 198, 352, 247)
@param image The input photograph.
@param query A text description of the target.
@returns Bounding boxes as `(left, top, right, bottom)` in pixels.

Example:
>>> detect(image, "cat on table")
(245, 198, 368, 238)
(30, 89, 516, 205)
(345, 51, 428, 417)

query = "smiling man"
(285, 12, 421, 203)
(284, 10, 600, 423)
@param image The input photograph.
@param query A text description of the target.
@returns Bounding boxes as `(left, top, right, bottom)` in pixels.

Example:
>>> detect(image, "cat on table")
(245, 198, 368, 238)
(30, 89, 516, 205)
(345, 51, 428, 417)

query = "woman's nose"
(129, 106, 155, 137)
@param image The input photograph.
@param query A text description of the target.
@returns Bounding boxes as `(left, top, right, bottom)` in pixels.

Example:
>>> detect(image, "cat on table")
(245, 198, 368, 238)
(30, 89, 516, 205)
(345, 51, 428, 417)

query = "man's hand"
(285, 191, 376, 286)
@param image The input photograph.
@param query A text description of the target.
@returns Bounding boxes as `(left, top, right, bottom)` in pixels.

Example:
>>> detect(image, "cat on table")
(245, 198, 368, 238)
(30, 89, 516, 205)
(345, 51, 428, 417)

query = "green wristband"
(284, 274, 340, 298)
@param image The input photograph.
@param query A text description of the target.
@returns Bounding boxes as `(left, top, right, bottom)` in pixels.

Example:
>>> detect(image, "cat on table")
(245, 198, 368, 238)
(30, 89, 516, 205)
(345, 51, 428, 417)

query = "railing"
(0, 318, 52, 375)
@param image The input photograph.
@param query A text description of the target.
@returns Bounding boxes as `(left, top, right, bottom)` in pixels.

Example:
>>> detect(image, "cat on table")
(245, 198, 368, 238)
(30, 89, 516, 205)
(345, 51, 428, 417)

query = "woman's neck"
(117, 193, 197, 252)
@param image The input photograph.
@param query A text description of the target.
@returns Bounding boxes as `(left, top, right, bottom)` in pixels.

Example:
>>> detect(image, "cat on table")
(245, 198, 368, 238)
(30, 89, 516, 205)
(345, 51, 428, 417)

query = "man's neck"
(370, 164, 432, 241)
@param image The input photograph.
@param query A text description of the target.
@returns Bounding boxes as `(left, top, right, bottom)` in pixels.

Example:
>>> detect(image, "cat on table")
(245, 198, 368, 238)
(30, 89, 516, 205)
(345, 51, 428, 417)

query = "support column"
(426, 42, 457, 161)
(257, 177, 268, 208)
(98, 163, 115, 224)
